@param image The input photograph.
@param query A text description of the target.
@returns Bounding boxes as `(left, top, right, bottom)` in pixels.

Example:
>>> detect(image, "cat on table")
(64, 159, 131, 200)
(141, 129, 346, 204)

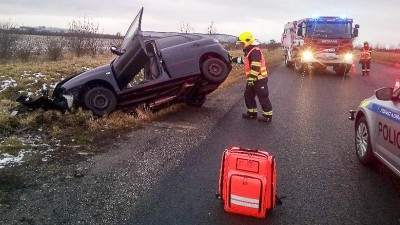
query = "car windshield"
(120, 8, 142, 50)
(307, 22, 352, 39)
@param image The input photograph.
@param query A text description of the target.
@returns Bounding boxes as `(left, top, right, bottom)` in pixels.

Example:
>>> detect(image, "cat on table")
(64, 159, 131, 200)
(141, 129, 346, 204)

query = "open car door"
(112, 7, 148, 89)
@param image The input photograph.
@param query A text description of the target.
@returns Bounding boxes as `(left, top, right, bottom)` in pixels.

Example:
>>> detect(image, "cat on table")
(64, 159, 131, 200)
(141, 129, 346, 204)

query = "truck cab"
(282, 16, 359, 75)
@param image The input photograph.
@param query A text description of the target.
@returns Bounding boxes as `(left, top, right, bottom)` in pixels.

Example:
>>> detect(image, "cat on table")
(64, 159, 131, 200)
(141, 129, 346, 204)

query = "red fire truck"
(281, 16, 359, 75)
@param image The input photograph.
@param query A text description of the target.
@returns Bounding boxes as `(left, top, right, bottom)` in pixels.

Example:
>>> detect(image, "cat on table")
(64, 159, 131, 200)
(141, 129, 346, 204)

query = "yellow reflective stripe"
(249, 108, 258, 113)
(247, 77, 256, 81)
(360, 100, 370, 107)
(250, 70, 259, 76)
(262, 111, 273, 116)
(251, 61, 261, 67)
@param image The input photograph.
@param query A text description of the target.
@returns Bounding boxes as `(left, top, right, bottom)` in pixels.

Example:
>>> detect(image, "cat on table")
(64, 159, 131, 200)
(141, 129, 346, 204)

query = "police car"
(349, 86, 400, 177)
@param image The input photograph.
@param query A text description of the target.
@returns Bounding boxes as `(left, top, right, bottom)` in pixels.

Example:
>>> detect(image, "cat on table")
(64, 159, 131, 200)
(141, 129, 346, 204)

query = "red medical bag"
(218, 147, 276, 218)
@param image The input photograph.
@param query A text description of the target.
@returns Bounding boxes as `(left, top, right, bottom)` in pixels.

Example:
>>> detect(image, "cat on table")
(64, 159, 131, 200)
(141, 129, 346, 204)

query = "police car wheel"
(355, 117, 376, 166)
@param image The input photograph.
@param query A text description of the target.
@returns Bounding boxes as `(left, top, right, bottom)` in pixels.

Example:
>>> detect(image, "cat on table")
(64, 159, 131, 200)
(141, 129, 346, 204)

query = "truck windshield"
(307, 22, 352, 39)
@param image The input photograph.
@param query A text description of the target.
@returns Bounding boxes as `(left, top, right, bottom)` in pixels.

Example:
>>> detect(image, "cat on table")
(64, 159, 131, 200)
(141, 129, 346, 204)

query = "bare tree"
(68, 16, 101, 57)
(205, 21, 217, 36)
(0, 20, 19, 61)
(179, 22, 195, 33)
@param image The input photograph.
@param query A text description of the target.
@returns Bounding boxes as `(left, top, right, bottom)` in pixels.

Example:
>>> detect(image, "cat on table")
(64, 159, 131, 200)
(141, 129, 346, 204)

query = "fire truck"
(281, 16, 359, 75)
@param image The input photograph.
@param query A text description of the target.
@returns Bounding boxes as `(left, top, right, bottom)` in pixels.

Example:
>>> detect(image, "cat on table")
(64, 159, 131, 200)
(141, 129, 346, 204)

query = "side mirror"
(110, 46, 125, 56)
(297, 27, 303, 37)
(353, 28, 359, 38)
(353, 24, 359, 38)
(375, 87, 394, 101)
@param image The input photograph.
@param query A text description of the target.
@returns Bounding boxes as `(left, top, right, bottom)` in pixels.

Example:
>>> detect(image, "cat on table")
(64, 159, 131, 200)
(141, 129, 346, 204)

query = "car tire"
(355, 117, 376, 166)
(186, 93, 206, 107)
(84, 86, 117, 117)
(201, 58, 229, 84)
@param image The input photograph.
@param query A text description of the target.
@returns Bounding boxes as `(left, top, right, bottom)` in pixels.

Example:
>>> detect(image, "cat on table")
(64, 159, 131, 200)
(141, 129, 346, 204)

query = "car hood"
(58, 64, 116, 91)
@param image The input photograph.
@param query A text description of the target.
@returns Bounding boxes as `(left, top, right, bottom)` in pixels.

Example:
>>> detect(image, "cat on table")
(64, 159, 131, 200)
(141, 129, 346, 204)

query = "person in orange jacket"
(360, 41, 372, 75)
(231, 32, 273, 122)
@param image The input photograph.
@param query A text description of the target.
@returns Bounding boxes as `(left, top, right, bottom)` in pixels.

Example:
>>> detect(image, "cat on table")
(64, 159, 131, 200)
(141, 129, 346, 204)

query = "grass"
(0, 138, 27, 156)
(0, 48, 283, 164)
(370, 52, 400, 67)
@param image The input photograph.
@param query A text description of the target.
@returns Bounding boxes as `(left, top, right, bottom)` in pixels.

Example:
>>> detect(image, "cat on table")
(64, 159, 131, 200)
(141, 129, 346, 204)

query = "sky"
(0, 0, 399, 48)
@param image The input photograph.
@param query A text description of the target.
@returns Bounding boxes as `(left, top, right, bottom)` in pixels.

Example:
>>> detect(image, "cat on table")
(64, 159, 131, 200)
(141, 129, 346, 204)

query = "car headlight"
(302, 51, 313, 60)
(344, 53, 353, 60)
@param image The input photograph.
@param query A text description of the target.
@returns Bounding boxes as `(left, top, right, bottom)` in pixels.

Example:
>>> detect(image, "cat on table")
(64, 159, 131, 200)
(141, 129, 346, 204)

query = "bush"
(68, 17, 102, 57)
(46, 37, 65, 61)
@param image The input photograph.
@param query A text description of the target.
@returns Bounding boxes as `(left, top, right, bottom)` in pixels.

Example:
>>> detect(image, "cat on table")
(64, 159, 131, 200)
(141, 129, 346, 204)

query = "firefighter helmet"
(237, 32, 255, 47)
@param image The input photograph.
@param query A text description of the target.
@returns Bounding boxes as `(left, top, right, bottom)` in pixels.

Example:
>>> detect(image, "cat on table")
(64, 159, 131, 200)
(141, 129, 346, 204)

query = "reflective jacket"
(245, 46, 268, 81)
(360, 46, 372, 60)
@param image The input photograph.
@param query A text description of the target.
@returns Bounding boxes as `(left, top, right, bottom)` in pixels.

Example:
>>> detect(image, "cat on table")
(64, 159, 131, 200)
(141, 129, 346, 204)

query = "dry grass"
(370, 52, 400, 67)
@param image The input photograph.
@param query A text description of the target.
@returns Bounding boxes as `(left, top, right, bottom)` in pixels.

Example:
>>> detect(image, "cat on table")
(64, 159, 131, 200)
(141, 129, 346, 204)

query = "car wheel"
(355, 117, 376, 166)
(84, 86, 117, 116)
(186, 93, 206, 107)
(201, 58, 229, 84)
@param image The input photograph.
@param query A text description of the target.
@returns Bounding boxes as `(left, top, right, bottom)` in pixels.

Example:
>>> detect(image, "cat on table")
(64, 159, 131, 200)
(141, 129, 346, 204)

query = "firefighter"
(231, 32, 273, 122)
(360, 41, 372, 75)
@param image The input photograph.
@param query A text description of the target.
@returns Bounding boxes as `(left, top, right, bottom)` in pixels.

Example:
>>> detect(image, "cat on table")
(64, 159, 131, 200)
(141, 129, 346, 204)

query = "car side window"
(126, 54, 161, 87)
(127, 68, 146, 87)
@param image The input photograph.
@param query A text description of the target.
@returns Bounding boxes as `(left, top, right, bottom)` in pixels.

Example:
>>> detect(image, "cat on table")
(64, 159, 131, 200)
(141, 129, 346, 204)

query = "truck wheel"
(186, 93, 206, 107)
(294, 59, 303, 73)
(84, 86, 117, 116)
(335, 66, 350, 76)
(355, 117, 376, 166)
(201, 58, 229, 84)
(284, 55, 293, 68)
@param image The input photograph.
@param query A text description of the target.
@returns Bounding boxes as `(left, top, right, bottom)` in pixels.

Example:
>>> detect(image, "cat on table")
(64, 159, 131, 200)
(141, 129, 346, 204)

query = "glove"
(232, 57, 244, 64)
(231, 56, 239, 63)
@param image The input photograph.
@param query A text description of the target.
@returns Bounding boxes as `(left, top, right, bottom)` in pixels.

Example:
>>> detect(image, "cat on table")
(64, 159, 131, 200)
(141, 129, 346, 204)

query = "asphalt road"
(126, 62, 400, 225)
(2, 62, 400, 225)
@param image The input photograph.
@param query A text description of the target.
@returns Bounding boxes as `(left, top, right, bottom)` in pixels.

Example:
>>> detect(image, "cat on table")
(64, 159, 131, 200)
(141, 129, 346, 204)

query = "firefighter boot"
(242, 112, 257, 119)
(258, 115, 272, 123)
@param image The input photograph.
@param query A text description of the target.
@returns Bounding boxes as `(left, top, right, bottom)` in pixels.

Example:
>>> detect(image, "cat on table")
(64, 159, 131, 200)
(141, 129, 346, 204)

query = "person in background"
(360, 41, 372, 75)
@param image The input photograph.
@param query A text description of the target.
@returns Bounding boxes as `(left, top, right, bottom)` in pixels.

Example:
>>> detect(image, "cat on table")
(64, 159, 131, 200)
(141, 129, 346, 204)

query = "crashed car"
(14, 7, 232, 116)
(349, 86, 400, 177)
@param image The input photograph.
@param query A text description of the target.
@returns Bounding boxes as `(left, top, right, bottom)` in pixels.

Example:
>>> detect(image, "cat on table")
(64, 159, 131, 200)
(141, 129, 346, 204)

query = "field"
(0, 48, 284, 168)
(371, 51, 400, 67)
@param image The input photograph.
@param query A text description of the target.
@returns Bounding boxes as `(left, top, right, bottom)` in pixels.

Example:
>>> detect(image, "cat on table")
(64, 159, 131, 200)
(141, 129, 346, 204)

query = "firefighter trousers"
(361, 59, 371, 74)
(244, 78, 272, 114)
